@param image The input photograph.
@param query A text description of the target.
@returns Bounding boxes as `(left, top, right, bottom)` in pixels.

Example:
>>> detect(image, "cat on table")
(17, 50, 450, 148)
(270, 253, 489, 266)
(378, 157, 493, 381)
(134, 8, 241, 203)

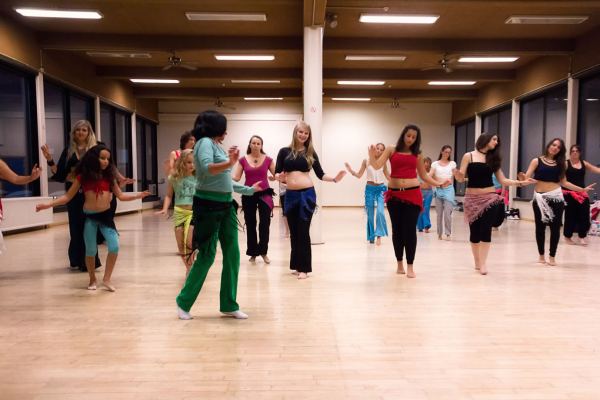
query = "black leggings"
(533, 200, 564, 257)
(387, 199, 420, 264)
(470, 203, 503, 243)
(241, 195, 272, 256)
(286, 205, 313, 273)
(563, 195, 590, 239)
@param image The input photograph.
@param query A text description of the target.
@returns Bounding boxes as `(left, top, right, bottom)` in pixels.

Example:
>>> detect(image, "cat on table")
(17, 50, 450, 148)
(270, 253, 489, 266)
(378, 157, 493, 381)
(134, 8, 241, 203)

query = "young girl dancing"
(345, 143, 390, 245)
(369, 124, 446, 278)
(453, 133, 535, 275)
(36, 144, 149, 291)
(156, 149, 196, 272)
(519, 138, 594, 265)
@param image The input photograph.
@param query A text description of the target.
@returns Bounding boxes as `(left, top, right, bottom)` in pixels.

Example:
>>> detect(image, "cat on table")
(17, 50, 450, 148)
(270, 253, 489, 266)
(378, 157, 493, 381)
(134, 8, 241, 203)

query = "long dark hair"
(179, 131, 194, 150)
(74, 144, 116, 188)
(475, 133, 502, 172)
(438, 145, 452, 161)
(544, 138, 566, 179)
(395, 124, 421, 155)
(246, 135, 265, 155)
(569, 144, 582, 160)
(191, 110, 227, 140)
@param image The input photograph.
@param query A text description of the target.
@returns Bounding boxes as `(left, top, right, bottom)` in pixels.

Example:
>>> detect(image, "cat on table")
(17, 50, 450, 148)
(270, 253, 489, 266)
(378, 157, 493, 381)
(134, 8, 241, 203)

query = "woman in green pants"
(176, 110, 261, 320)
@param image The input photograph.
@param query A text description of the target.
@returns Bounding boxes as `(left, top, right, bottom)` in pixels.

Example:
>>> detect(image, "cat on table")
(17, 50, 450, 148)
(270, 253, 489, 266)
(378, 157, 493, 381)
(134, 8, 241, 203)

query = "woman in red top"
(370, 124, 446, 278)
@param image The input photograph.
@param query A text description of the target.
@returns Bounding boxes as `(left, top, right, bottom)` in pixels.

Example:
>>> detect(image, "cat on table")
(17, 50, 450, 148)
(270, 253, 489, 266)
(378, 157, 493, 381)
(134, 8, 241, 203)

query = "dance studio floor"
(1, 207, 599, 400)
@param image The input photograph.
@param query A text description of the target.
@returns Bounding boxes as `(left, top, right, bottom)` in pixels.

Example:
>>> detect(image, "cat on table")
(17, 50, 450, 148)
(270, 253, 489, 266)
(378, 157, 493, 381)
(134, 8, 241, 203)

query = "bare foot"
(261, 254, 271, 264)
(537, 256, 547, 265)
(376, 237, 381, 246)
(443, 235, 451, 241)
(102, 281, 116, 292)
(291, 270, 299, 275)
(396, 261, 405, 274)
(406, 266, 416, 278)
(475, 265, 481, 270)
(298, 272, 308, 279)
(479, 265, 488, 275)
(438, 234, 442, 240)
(424, 228, 430, 233)
(249, 256, 256, 263)
(547, 257, 557, 266)
(565, 237, 576, 245)
(579, 238, 588, 246)
(87, 281, 97, 290)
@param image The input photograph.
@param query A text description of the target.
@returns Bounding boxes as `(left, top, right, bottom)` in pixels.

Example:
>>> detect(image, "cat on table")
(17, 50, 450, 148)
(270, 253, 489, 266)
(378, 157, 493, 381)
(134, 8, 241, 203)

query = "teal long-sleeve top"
(194, 137, 255, 201)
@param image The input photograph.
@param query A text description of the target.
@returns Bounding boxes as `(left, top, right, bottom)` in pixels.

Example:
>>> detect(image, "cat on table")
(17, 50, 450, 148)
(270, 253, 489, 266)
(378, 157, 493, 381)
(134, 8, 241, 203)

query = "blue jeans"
(365, 184, 388, 242)
(417, 189, 433, 231)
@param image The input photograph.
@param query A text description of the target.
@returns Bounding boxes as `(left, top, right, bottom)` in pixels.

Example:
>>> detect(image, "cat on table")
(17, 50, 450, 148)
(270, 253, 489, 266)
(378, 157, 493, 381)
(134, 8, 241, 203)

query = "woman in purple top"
(232, 135, 276, 263)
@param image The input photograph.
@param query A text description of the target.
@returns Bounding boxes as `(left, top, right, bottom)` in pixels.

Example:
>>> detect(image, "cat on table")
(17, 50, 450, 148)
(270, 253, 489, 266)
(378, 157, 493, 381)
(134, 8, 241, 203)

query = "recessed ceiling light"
(505, 15, 588, 24)
(87, 52, 152, 59)
(458, 57, 519, 63)
(331, 98, 372, 102)
(130, 79, 180, 84)
(345, 55, 407, 61)
(428, 81, 476, 86)
(15, 8, 103, 19)
(359, 14, 439, 24)
(337, 80, 385, 86)
(586, 98, 599, 102)
(215, 55, 275, 61)
(230, 80, 281, 84)
(185, 12, 266, 21)
(244, 97, 283, 101)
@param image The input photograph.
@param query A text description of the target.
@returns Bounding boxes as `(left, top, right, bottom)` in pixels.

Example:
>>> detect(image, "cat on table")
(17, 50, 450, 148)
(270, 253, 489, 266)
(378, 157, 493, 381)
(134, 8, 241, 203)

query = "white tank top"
(366, 165, 385, 184)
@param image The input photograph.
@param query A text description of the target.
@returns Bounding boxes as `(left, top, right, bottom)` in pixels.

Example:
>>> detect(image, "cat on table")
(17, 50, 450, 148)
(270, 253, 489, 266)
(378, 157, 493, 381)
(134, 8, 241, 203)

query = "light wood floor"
(1, 208, 599, 400)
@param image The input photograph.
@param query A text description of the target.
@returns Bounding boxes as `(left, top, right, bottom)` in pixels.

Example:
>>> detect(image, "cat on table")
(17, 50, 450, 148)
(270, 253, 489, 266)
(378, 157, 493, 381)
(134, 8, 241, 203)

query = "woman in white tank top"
(430, 145, 456, 240)
(345, 143, 390, 245)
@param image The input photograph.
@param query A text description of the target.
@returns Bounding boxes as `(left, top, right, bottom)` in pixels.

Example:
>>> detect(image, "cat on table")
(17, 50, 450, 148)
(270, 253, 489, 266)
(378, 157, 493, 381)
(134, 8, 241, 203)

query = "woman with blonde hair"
(274, 121, 346, 279)
(40, 120, 101, 271)
(156, 148, 196, 272)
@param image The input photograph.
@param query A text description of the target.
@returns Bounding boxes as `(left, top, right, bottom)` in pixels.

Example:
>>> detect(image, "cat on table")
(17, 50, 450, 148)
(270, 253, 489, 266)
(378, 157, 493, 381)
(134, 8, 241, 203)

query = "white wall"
(157, 101, 454, 206)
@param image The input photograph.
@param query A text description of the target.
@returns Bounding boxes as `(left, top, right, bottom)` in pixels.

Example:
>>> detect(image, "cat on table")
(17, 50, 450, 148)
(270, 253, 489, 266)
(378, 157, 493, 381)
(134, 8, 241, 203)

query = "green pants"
(176, 197, 241, 313)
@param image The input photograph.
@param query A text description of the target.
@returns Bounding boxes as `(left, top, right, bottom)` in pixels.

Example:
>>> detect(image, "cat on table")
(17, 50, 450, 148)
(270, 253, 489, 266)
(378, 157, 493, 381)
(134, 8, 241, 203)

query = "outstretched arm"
(518, 158, 538, 181)
(345, 159, 367, 178)
(584, 160, 600, 175)
(495, 168, 535, 187)
(0, 159, 41, 185)
(452, 153, 470, 183)
(35, 180, 80, 211)
(417, 155, 445, 187)
(113, 183, 150, 201)
(155, 181, 174, 215)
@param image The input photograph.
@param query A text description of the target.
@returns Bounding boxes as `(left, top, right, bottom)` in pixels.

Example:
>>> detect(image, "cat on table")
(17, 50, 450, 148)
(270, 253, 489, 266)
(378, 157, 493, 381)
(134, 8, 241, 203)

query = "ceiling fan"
(421, 54, 471, 73)
(162, 51, 197, 71)
(214, 97, 236, 110)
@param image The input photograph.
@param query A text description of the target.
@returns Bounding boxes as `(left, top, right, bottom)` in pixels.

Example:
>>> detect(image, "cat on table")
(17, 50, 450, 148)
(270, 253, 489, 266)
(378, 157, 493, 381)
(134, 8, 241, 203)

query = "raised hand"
(40, 144, 52, 161)
(367, 145, 377, 160)
(29, 164, 41, 181)
(228, 146, 240, 165)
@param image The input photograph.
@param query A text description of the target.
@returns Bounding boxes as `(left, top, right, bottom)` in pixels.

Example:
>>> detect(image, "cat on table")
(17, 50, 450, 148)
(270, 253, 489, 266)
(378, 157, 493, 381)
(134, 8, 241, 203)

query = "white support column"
(35, 72, 49, 197)
(303, 25, 324, 244)
(474, 113, 482, 142)
(94, 96, 101, 140)
(131, 113, 138, 192)
(508, 99, 520, 206)
(565, 76, 579, 150)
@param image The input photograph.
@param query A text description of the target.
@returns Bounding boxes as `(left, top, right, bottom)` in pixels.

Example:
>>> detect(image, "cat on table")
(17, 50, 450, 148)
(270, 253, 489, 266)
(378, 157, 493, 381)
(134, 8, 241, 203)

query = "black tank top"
(533, 158, 561, 182)
(466, 154, 494, 188)
(565, 160, 585, 187)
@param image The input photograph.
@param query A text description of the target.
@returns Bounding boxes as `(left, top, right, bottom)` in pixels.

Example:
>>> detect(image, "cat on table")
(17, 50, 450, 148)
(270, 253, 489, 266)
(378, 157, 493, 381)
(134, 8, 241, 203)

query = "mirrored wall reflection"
(100, 103, 133, 192)
(517, 84, 568, 200)
(578, 74, 600, 201)
(454, 118, 475, 196)
(0, 63, 38, 198)
(482, 105, 512, 162)
(136, 118, 158, 199)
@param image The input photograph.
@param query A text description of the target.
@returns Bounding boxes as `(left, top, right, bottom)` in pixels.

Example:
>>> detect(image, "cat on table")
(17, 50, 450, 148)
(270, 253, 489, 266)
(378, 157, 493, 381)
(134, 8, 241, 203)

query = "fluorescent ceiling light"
(231, 80, 280, 84)
(505, 15, 588, 24)
(586, 98, 599, 102)
(87, 52, 151, 59)
(15, 8, 103, 19)
(459, 57, 519, 63)
(359, 14, 439, 24)
(244, 97, 283, 101)
(428, 81, 476, 86)
(332, 98, 372, 102)
(186, 12, 266, 21)
(337, 80, 385, 86)
(130, 79, 180, 84)
(345, 55, 406, 61)
(215, 55, 275, 61)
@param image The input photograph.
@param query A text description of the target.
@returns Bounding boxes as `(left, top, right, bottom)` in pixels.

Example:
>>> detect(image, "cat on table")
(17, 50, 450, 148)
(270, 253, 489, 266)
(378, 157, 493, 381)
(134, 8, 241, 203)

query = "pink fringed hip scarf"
(464, 192, 503, 224)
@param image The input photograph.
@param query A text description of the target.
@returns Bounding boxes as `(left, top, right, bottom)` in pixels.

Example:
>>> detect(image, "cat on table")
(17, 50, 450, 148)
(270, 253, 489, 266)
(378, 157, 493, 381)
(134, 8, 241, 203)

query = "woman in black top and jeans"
(563, 144, 600, 245)
(274, 121, 346, 279)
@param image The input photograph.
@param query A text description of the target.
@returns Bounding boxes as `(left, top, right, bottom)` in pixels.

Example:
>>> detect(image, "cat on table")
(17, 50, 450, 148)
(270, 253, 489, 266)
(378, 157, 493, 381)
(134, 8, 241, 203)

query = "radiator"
(1, 197, 53, 232)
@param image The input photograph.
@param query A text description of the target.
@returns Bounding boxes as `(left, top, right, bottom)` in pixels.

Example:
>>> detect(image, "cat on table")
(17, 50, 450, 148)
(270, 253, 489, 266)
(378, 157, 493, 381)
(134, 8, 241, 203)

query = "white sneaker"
(222, 310, 248, 319)
(177, 306, 192, 320)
